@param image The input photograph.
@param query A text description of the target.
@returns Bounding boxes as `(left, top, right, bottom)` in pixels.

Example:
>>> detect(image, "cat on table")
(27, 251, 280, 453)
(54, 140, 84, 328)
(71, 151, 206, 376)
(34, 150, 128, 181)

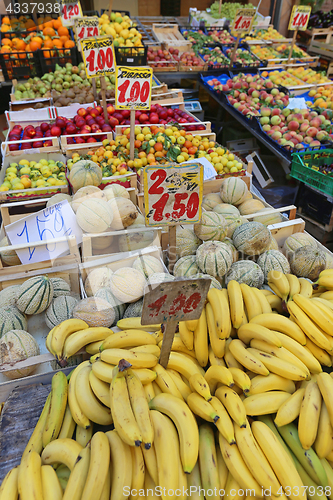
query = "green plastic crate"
(291, 149, 333, 197)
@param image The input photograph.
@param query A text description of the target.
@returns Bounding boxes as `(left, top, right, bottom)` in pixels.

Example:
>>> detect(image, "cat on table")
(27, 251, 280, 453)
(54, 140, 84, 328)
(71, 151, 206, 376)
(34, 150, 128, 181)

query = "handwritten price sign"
(115, 66, 153, 110)
(5, 201, 83, 265)
(75, 17, 99, 40)
(143, 163, 203, 227)
(232, 8, 256, 33)
(61, 0, 82, 26)
(80, 37, 115, 79)
(288, 5, 311, 30)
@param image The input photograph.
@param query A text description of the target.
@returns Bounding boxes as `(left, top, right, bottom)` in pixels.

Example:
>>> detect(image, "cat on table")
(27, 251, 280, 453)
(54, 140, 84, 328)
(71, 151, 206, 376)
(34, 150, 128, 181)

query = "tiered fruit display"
(0, 158, 66, 192)
(309, 87, 333, 110)
(207, 28, 235, 44)
(261, 70, 304, 87)
(251, 45, 281, 60)
(147, 46, 177, 69)
(275, 44, 310, 60)
(198, 46, 229, 67)
(224, 47, 260, 66)
(98, 11, 142, 48)
(287, 67, 332, 86)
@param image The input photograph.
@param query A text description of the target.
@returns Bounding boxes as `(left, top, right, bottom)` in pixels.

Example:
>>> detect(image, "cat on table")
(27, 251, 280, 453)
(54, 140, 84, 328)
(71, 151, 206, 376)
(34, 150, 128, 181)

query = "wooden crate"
(304, 28, 333, 45)
(152, 24, 191, 52)
(9, 99, 53, 111)
(4, 136, 60, 156)
(60, 132, 114, 153)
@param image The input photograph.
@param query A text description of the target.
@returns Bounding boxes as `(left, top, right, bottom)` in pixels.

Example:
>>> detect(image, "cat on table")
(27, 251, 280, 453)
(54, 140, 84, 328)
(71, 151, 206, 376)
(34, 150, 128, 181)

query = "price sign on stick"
(75, 17, 100, 41)
(80, 37, 115, 79)
(115, 66, 153, 111)
(288, 5, 311, 30)
(61, 0, 83, 26)
(142, 278, 211, 367)
(232, 8, 256, 33)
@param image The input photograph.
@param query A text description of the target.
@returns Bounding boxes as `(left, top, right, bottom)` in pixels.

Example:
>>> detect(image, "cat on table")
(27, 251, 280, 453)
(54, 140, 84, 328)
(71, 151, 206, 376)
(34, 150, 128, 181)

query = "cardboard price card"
(232, 8, 256, 33)
(61, 0, 82, 26)
(115, 66, 153, 110)
(80, 37, 115, 79)
(143, 163, 203, 227)
(288, 5, 312, 30)
(75, 17, 100, 40)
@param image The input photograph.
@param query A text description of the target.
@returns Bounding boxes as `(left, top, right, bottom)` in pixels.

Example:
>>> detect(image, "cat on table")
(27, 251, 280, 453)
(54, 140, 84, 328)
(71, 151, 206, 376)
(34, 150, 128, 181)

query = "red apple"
(55, 117, 66, 129)
(50, 125, 62, 137)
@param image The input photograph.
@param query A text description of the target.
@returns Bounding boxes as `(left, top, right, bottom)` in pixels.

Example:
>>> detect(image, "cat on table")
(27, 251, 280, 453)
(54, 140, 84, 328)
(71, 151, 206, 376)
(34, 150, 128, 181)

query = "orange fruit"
(154, 143, 163, 152)
(58, 26, 69, 36)
(64, 40, 75, 49)
(1, 38, 12, 47)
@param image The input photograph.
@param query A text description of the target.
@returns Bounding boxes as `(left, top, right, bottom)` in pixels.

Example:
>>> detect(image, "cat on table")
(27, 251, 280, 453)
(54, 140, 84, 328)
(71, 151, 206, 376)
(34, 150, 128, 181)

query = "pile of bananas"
(2, 270, 333, 498)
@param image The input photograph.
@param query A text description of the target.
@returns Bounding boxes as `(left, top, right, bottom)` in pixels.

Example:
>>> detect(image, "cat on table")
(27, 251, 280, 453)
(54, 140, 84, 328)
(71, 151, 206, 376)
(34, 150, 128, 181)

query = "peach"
(288, 121, 299, 131)
(310, 117, 321, 128)
(307, 127, 318, 138)
(271, 115, 282, 125)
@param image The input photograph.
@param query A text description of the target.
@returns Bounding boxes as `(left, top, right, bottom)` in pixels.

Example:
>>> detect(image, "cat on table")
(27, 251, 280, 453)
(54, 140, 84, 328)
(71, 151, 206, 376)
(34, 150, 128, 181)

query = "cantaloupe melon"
(202, 193, 222, 211)
(147, 273, 175, 287)
(290, 247, 326, 281)
(85, 267, 113, 296)
(118, 231, 154, 252)
(16, 276, 53, 315)
(45, 295, 78, 329)
(0, 330, 39, 379)
(73, 297, 115, 327)
(224, 215, 248, 238)
(223, 237, 239, 263)
(283, 232, 317, 258)
(103, 184, 130, 201)
(194, 212, 227, 241)
(108, 197, 138, 230)
(196, 241, 233, 278)
(69, 160, 102, 193)
(220, 177, 249, 206)
(132, 255, 164, 278)
(76, 198, 113, 233)
(253, 208, 283, 226)
(94, 287, 126, 324)
(110, 267, 146, 303)
(233, 222, 271, 256)
(0, 305, 27, 337)
(214, 204, 240, 217)
(192, 273, 222, 289)
(176, 226, 201, 258)
(238, 199, 266, 216)
(0, 285, 20, 308)
(71, 186, 106, 213)
(242, 191, 253, 201)
(225, 260, 264, 288)
(46, 193, 72, 208)
(257, 250, 290, 283)
(265, 237, 279, 251)
(0, 237, 21, 266)
(173, 255, 200, 278)
(123, 298, 143, 318)
(50, 277, 71, 298)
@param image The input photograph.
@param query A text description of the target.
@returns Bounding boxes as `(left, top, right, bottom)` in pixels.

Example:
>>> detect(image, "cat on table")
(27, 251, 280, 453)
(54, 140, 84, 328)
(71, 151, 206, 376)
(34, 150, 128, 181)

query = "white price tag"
(75, 17, 100, 40)
(115, 66, 153, 111)
(61, 0, 82, 26)
(80, 37, 115, 79)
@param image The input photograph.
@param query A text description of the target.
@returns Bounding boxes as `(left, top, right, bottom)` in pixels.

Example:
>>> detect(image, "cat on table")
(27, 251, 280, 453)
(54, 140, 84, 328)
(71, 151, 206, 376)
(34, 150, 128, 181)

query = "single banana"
(238, 323, 281, 347)
(207, 288, 230, 338)
(131, 345, 161, 356)
(51, 318, 88, 360)
(42, 371, 68, 448)
(0, 467, 18, 500)
(144, 382, 156, 403)
(210, 395, 236, 444)
(55, 464, 70, 482)
(68, 360, 91, 429)
(75, 365, 113, 426)
(186, 319, 199, 331)
(228, 279, 245, 329)
(314, 401, 333, 459)
(153, 363, 183, 400)
(267, 270, 290, 301)
(189, 372, 212, 401)
(100, 468, 111, 500)
(206, 302, 226, 358)
(187, 392, 219, 423)
(159, 336, 197, 358)
(225, 473, 245, 500)
(100, 330, 156, 351)
(204, 364, 234, 393)
(18, 451, 43, 500)
(199, 424, 220, 499)
(130, 445, 145, 499)
(224, 339, 243, 370)
(166, 368, 192, 401)
(317, 372, 333, 428)
(266, 294, 283, 313)
(193, 308, 209, 368)
(294, 294, 333, 337)
(286, 273, 301, 301)
(63, 327, 113, 360)
(58, 403, 76, 440)
(106, 430, 132, 500)
(252, 287, 272, 314)
(216, 444, 229, 490)
(81, 432, 110, 500)
(298, 380, 322, 450)
(90, 359, 115, 383)
(126, 368, 154, 449)
(240, 283, 262, 321)
(273, 331, 322, 374)
(313, 297, 333, 313)
(149, 392, 199, 473)
(293, 454, 327, 500)
(166, 351, 205, 380)
(247, 347, 308, 381)
(243, 391, 291, 416)
(41, 438, 83, 470)
(117, 317, 160, 331)
(229, 367, 251, 394)
(305, 338, 332, 367)
(287, 301, 332, 351)
(248, 373, 295, 396)
(75, 422, 93, 447)
(208, 345, 226, 367)
(88, 370, 110, 407)
(274, 388, 305, 427)
(299, 278, 313, 298)
(86, 340, 103, 355)
(317, 274, 333, 290)
(321, 459, 333, 500)
(142, 442, 158, 485)
(187, 461, 204, 500)
(178, 321, 194, 350)
(41, 465, 63, 500)
(45, 327, 56, 356)
(215, 386, 247, 428)
(100, 348, 158, 368)
(221, 288, 232, 338)
(228, 339, 269, 376)
(321, 291, 333, 301)
(22, 393, 51, 458)
(250, 313, 306, 345)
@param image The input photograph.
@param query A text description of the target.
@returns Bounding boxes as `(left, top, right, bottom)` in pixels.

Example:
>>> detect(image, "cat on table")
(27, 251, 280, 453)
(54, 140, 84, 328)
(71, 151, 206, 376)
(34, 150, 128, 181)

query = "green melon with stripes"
(225, 260, 264, 288)
(233, 222, 272, 256)
(196, 241, 233, 278)
(194, 212, 227, 241)
(0, 305, 27, 338)
(202, 193, 222, 211)
(0, 285, 20, 308)
(69, 160, 102, 193)
(0, 330, 40, 379)
(220, 177, 249, 206)
(257, 249, 290, 283)
(173, 256, 200, 278)
(50, 277, 71, 298)
(76, 198, 113, 234)
(224, 215, 248, 238)
(290, 246, 326, 281)
(45, 295, 78, 329)
(192, 273, 222, 290)
(95, 287, 126, 324)
(253, 208, 283, 226)
(176, 226, 201, 258)
(214, 203, 240, 217)
(16, 276, 54, 315)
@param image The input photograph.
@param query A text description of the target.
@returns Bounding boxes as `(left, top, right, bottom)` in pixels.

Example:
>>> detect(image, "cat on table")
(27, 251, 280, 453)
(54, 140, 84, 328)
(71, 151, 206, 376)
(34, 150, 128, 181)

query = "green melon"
(123, 298, 144, 318)
(223, 237, 239, 263)
(224, 215, 248, 238)
(0, 285, 20, 308)
(196, 241, 233, 278)
(94, 287, 126, 324)
(214, 203, 240, 218)
(202, 193, 222, 211)
(45, 295, 78, 329)
(225, 260, 264, 288)
(257, 250, 290, 283)
(253, 209, 283, 226)
(176, 226, 201, 258)
(0, 330, 40, 379)
(16, 276, 53, 315)
(283, 232, 317, 258)
(290, 247, 326, 281)
(50, 277, 71, 298)
(233, 222, 272, 256)
(132, 255, 164, 278)
(194, 212, 227, 241)
(220, 177, 249, 206)
(173, 255, 200, 278)
(0, 305, 27, 337)
(192, 273, 222, 290)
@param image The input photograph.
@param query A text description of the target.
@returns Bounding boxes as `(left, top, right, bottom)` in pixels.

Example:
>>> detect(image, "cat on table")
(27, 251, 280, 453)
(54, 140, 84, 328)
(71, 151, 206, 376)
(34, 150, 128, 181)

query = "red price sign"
(80, 37, 115, 79)
(115, 66, 153, 110)
(75, 17, 99, 40)
(232, 8, 256, 33)
(288, 5, 311, 30)
(143, 163, 203, 227)
(61, 0, 82, 26)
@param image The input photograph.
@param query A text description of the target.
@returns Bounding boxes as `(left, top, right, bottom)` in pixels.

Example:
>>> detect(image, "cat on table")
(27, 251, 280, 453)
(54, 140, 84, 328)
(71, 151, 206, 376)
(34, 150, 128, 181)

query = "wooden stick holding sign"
(100, 76, 109, 122)
(130, 110, 136, 161)
(287, 29, 298, 64)
(142, 278, 211, 367)
(229, 33, 241, 69)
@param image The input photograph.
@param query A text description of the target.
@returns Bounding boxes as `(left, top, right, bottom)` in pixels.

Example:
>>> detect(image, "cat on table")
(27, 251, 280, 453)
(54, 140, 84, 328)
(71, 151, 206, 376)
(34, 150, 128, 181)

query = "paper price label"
(232, 8, 256, 33)
(80, 37, 115, 79)
(75, 17, 100, 40)
(115, 66, 153, 110)
(143, 163, 203, 227)
(288, 5, 311, 30)
(61, 0, 82, 26)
